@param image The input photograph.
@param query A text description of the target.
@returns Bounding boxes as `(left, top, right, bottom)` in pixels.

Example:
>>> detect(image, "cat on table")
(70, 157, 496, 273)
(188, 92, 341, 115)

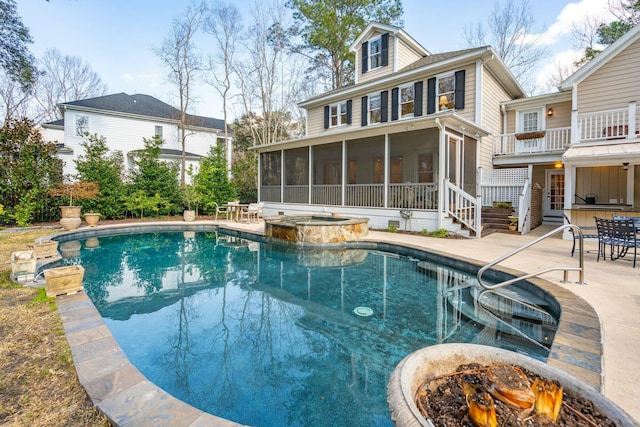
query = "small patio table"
(226, 202, 249, 222)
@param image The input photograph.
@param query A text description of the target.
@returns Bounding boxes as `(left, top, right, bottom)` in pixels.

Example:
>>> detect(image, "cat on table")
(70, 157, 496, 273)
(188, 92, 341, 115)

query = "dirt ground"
(0, 228, 110, 426)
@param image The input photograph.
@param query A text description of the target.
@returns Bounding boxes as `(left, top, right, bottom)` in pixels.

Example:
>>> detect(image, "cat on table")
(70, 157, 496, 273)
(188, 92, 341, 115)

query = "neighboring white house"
(41, 93, 232, 184)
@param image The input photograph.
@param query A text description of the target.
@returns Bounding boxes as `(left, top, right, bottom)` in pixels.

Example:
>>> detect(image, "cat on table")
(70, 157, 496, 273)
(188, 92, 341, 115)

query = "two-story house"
(254, 22, 526, 236)
(41, 93, 232, 184)
(494, 23, 640, 231)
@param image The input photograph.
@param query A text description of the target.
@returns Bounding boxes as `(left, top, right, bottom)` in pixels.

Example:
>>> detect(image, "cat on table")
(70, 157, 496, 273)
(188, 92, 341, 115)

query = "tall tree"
(155, 1, 206, 186)
(463, 0, 546, 93)
(204, 1, 242, 176)
(288, 0, 403, 89)
(235, 0, 307, 146)
(598, 0, 640, 44)
(0, 0, 38, 90)
(34, 49, 108, 122)
(193, 144, 237, 212)
(0, 72, 32, 123)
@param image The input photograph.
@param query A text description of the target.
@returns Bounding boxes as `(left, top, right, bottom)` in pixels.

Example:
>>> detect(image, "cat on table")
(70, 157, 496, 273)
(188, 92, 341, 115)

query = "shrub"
(386, 225, 398, 233)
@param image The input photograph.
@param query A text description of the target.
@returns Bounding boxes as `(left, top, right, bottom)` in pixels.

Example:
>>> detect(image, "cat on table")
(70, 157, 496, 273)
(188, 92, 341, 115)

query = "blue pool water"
(56, 231, 557, 427)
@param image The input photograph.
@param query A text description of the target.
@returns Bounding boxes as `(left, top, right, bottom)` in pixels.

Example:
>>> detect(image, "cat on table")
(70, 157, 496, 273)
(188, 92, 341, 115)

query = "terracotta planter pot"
(59, 206, 82, 230)
(183, 210, 196, 222)
(387, 343, 639, 427)
(44, 265, 85, 297)
(84, 212, 100, 227)
(26, 240, 59, 259)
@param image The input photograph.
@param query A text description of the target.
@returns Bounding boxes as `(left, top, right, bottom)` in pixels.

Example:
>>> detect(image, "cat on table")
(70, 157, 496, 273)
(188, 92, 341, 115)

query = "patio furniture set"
(214, 202, 264, 223)
(594, 216, 640, 268)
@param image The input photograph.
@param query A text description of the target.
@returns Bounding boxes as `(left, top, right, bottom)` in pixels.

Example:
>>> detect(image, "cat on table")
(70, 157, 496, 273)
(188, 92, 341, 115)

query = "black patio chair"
(594, 217, 615, 262)
(563, 214, 597, 257)
(612, 217, 639, 268)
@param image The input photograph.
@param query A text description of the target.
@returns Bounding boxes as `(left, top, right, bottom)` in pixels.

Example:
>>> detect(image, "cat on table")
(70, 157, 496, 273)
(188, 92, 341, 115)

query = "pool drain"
(353, 306, 373, 317)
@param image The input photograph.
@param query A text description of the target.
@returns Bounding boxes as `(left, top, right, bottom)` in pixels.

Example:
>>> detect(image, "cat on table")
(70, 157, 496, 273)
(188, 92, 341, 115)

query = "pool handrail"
(477, 224, 586, 289)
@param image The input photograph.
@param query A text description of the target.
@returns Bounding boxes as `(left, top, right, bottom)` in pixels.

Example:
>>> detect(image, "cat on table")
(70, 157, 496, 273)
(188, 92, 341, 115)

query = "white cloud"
(535, 48, 583, 92)
(525, 0, 616, 46)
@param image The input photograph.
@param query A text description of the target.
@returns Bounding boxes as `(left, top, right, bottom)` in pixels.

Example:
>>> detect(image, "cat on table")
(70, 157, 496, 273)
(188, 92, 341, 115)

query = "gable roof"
(299, 45, 525, 108)
(59, 93, 230, 132)
(560, 23, 640, 90)
(350, 22, 430, 57)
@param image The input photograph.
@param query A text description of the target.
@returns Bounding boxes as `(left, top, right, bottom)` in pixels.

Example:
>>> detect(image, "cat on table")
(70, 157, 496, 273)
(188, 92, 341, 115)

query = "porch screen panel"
(462, 135, 477, 196)
(389, 129, 439, 209)
(260, 151, 282, 202)
(346, 136, 385, 207)
(312, 143, 342, 206)
(284, 147, 309, 203)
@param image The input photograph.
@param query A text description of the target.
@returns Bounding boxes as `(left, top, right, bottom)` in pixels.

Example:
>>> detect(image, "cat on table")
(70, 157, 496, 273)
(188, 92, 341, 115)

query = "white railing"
(345, 184, 384, 207)
(283, 185, 309, 204)
(445, 179, 481, 238)
(260, 185, 281, 202)
(311, 185, 341, 206)
(493, 127, 571, 156)
(388, 183, 438, 209)
(579, 108, 629, 141)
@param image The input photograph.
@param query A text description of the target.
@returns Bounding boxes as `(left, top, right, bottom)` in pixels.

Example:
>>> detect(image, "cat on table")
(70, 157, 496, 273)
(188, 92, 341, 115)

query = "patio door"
(544, 169, 565, 221)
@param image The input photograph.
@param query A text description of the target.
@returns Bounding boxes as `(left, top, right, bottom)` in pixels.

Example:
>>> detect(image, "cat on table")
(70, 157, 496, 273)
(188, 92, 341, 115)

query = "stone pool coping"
(44, 222, 603, 426)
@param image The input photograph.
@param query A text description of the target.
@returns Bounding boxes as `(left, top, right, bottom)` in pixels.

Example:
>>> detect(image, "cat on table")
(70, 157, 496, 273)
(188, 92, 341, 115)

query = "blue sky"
(18, 0, 615, 120)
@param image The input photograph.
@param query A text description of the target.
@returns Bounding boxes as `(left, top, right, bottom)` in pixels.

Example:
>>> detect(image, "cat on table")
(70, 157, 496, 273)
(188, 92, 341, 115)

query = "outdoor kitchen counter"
(569, 206, 639, 228)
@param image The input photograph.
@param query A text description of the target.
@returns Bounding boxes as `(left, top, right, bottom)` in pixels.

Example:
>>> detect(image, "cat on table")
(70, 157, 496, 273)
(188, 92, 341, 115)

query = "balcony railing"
(578, 105, 638, 142)
(493, 127, 571, 156)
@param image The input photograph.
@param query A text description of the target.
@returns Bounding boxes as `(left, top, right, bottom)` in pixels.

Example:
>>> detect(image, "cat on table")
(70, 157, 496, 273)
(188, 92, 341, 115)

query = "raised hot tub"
(265, 214, 369, 244)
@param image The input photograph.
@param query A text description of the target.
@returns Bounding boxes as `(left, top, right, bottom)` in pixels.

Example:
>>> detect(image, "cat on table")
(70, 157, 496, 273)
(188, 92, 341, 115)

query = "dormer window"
(369, 37, 382, 70)
(361, 33, 389, 74)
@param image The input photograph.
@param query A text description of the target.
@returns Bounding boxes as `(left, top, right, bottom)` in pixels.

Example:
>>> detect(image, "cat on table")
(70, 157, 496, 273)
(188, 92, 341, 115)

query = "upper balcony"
(575, 102, 639, 143)
(493, 127, 571, 162)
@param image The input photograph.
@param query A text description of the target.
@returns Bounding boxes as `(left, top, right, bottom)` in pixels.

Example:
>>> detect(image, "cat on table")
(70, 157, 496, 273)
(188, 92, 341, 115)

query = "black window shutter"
(391, 87, 399, 121)
(346, 100, 352, 124)
(414, 81, 423, 117)
(362, 42, 369, 74)
(381, 33, 389, 67)
(454, 70, 466, 109)
(427, 77, 436, 115)
(381, 90, 388, 123)
(361, 96, 368, 126)
(324, 106, 330, 129)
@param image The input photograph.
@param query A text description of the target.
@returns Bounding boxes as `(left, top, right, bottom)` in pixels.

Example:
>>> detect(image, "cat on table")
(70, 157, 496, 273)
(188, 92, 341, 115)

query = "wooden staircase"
(481, 207, 518, 235)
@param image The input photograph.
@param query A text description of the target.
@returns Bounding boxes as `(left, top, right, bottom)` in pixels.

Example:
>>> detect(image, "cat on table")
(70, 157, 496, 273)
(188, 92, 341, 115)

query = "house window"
(400, 84, 415, 118)
(369, 94, 382, 124)
(369, 37, 382, 70)
(75, 115, 88, 136)
(521, 110, 540, 132)
(437, 74, 455, 111)
(330, 102, 347, 127)
(155, 125, 163, 138)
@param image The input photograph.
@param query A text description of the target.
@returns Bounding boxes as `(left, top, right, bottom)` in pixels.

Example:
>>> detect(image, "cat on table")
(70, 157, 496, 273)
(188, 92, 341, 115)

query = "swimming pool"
(51, 229, 559, 426)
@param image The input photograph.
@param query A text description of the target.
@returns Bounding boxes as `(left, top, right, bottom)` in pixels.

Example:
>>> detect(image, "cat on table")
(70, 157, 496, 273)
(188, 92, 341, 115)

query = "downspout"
(435, 118, 446, 230)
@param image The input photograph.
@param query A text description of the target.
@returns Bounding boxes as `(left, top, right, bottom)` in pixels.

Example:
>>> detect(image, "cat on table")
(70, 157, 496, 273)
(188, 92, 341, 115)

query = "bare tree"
(204, 1, 242, 176)
(234, 0, 308, 146)
(0, 72, 32, 123)
(463, 0, 546, 93)
(155, 1, 207, 186)
(33, 49, 108, 122)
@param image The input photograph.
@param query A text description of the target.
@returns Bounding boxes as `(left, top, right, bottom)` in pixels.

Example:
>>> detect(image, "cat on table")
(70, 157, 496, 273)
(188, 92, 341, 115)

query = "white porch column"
(257, 151, 261, 202)
(571, 84, 579, 144)
(436, 119, 446, 229)
(628, 101, 636, 138)
(280, 149, 284, 203)
(341, 140, 346, 206)
(308, 146, 313, 205)
(563, 164, 575, 240)
(384, 134, 389, 208)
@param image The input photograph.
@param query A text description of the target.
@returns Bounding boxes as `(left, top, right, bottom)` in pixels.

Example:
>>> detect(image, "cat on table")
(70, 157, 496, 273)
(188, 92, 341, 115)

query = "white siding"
(59, 110, 218, 183)
(358, 30, 396, 84)
(480, 66, 513, 169)
(396, 38, 423, 69)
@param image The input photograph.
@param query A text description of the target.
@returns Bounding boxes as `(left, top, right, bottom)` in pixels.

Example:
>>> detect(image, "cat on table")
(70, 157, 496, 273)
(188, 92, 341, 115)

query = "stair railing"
(477, 224, 586, 290)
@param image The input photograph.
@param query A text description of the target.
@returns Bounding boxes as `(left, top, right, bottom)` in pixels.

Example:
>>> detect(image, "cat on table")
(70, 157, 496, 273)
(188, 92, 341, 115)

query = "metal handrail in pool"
(477, 224, 586, 289)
